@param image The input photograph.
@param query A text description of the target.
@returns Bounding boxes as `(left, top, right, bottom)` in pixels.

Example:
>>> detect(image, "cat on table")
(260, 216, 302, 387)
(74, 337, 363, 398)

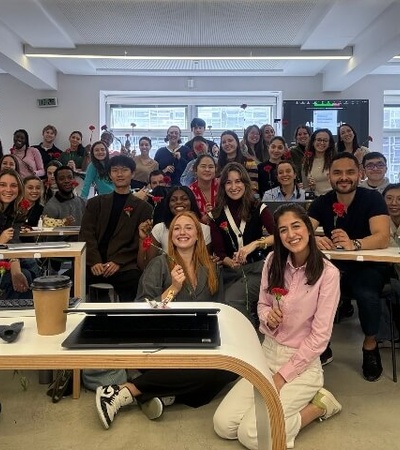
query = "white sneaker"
(96, 385, 134, 429)
(139, 397, 164, 420)
(161, 395, 175, 406)
(311, 388, 342, 421)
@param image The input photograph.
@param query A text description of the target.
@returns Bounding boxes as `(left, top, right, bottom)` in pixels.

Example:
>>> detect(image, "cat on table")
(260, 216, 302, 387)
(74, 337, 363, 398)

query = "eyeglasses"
(315, 138, 329, 144)
(365, 163, 386, 170)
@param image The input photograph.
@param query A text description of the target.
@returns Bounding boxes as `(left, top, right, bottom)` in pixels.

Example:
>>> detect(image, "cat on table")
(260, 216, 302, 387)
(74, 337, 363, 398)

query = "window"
(102, 92, 281, 158)
(383, 104, 400, 182)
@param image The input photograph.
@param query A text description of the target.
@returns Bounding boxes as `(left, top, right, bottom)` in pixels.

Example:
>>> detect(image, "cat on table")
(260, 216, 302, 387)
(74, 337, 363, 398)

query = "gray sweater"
(135, 255, 223, 303)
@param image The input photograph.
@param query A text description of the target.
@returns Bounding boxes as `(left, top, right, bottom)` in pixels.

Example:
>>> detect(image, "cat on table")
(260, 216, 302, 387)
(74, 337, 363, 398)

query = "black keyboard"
(0, 297, 81, 310)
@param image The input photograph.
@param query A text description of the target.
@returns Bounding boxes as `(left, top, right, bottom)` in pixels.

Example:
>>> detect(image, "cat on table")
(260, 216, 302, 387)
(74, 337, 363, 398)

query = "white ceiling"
(0, 0, 399, 91)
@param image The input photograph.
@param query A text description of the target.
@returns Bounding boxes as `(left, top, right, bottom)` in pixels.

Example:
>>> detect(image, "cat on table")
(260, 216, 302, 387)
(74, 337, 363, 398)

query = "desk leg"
(72, 369, 81, 399)
(254, 385, 272, 450)
(74, 249, 86, 301)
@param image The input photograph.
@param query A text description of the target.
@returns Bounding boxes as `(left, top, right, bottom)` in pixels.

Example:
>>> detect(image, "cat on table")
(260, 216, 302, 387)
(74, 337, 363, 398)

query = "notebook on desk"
(4, 242, 71, 251)
(61, 308, 221, 349)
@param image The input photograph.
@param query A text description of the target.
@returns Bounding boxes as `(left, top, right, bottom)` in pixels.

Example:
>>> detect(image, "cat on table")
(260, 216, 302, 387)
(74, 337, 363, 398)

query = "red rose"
(123, 206, 134, 217)
(89, 125, 95, 131)
(52, 152, 61, 159)
(220, 221, 229, 231)
(263, 165, 273, 173)
(152, 196, 163, 204)
(19, 199, 31, 210)
(142, 236, 152, 251)
(283, 151, 292, 160)
(163, 175, 171, 185)
(304, 151, 313, 158)
(332, 202, 346, 218)
(70, 180, 79, 188)
(271, 287, 288, 307)
(0, 261, 11, 273)
(271, 287, 288, 297)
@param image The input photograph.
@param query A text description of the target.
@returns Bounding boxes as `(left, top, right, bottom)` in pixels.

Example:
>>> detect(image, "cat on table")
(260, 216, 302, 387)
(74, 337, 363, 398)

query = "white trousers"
(213, 336, 323, 449)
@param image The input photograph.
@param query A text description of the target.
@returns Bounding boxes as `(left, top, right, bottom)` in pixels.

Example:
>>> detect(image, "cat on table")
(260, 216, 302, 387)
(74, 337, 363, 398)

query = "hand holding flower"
(171, 264, 186, 291)
(267, 307, 283, 329)
(138, 220, 153, 240)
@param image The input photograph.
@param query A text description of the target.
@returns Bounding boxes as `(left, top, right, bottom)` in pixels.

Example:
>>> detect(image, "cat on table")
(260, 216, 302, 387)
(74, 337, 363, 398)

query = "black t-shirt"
(308, 187, 388, 240)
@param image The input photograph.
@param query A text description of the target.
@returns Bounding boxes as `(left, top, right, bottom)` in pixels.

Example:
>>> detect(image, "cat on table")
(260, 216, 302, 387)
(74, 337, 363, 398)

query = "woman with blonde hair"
(94, 211, 236, 430)
(138, 210, 219, 302)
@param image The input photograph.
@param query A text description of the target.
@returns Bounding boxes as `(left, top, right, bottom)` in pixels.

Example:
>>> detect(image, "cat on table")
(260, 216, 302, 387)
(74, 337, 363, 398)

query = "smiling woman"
(10, 129, 45, 179)
(214, 203, 342, 450)
(146, 186, 211, 265)
(0, 169, 41, 299)
(209, 162, 274, 325)
(22, 176, 44, 227)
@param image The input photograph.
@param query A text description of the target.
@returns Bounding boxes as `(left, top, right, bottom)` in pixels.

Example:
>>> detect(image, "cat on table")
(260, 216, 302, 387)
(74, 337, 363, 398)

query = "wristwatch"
(353, 239, 362, 251)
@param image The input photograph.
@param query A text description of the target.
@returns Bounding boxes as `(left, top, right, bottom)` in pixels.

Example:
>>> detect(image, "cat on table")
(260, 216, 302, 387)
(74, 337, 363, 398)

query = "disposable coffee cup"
(31, 275, 72, 336)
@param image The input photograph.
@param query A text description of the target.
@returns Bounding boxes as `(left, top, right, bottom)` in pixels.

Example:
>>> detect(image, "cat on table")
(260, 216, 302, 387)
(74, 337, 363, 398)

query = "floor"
(0, 312, 399, 450)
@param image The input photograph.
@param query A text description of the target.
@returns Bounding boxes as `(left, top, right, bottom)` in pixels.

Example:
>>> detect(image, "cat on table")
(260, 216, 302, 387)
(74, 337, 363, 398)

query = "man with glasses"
(360, 152, 390, 194)
(80, 155, 152, 301)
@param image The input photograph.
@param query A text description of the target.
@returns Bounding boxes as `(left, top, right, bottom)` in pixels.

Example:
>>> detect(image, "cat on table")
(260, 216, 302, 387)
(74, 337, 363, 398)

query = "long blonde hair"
(167, 211, 218, 295)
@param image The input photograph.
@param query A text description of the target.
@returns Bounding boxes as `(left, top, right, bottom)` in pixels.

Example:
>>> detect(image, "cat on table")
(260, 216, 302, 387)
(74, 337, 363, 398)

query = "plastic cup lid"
(31, 275, 72, 289)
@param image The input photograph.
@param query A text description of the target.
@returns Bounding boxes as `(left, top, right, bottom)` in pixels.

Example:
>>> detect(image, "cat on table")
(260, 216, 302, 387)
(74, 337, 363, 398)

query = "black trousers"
(86, 268, 141, 302)
(132, 369, 238, 408)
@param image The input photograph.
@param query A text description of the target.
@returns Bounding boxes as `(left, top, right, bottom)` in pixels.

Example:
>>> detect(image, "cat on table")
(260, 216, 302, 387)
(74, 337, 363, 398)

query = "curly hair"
(303, 129, 336, 176)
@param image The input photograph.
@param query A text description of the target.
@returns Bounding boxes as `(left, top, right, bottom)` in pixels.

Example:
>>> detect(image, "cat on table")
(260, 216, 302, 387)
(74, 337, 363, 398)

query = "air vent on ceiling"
(37, 97, 58, 108)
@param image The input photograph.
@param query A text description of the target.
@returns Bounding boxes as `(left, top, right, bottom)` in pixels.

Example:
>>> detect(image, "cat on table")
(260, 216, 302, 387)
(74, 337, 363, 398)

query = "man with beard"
(308, 153, 390, 382)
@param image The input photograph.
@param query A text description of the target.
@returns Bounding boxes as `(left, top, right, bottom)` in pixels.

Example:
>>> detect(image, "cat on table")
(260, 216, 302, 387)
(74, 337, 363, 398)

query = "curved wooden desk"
(0, 303, 285, 450)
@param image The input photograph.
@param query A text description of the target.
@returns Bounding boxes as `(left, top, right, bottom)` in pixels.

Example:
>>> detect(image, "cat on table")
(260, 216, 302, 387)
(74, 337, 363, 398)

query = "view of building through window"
(383, 104, 400, 182)
(105, 97, 277, 158)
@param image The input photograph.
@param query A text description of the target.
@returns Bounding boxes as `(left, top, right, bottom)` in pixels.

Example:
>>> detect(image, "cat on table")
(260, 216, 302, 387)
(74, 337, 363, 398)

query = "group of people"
(1, 116, 398, 449)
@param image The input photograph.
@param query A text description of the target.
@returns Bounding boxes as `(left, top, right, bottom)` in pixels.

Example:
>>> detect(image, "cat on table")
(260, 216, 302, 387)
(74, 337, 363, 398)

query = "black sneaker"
(96, 385, 134, 429)
(320, 345, 333, 366)
(362, 347, 383, 382)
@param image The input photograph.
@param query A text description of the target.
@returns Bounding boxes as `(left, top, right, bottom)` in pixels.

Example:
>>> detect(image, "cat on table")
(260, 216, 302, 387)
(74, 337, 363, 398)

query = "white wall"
(0, 72, 398, 152)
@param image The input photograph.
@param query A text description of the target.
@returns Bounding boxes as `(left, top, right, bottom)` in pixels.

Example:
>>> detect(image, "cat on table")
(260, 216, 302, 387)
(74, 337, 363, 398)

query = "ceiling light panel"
(42, 0, 318, 47)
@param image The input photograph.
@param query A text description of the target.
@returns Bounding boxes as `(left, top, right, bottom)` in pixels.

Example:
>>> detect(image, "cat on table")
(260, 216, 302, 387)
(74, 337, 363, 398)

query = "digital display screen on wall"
(282, 99, 369, 145)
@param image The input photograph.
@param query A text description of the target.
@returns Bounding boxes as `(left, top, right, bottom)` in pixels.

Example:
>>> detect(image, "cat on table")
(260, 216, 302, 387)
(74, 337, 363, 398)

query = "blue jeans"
(336, 261, 389, 337)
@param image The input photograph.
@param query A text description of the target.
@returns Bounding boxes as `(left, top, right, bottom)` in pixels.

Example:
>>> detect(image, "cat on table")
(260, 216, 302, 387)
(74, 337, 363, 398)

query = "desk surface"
(322, 245, 400, 263)
(0, 302, 285, 450)
(21, 228, 80, 237)
(0, 241, 85, 258)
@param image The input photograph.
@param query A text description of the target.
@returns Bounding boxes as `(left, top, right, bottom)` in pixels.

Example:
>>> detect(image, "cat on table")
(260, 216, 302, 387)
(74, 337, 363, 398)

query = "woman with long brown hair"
(210, 162, 274, 324)
(302, 128, 336, 196)
(215, 203, 341, 449)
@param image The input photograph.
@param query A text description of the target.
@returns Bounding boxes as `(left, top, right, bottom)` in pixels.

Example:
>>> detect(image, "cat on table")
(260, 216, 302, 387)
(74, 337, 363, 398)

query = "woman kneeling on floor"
(213, 203, 342, 449)
(94, 211, 236, 429)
